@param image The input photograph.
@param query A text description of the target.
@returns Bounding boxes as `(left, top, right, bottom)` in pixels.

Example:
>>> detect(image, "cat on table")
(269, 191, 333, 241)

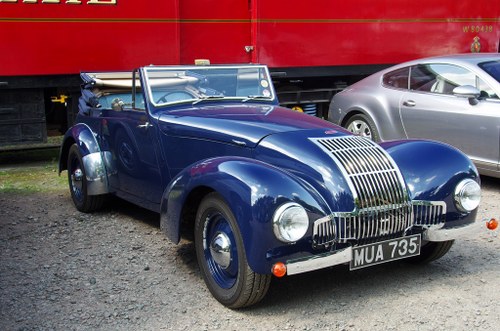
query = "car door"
(400, 63, 500, 173)
(100, 94, 165, 207)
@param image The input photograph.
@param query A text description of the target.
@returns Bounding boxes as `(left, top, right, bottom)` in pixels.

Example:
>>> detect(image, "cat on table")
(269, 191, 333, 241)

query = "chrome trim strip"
(286, 247, 352, 275)
(82, 151, 110, 195)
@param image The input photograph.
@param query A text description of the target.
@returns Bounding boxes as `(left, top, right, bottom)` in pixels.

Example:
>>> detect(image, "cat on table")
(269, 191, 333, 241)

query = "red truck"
(1, 0, 499, 145)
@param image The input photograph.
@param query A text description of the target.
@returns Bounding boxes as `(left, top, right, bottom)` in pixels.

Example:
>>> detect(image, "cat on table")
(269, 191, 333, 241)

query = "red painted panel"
(179, 0, 251, 65)
(0, 0, 180, 75)
(253, 0, 500, 67)
(1, 0, 499, 76)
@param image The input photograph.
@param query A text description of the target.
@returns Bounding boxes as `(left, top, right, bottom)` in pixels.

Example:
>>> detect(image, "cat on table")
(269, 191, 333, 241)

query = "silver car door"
(399, 64, 500, 172)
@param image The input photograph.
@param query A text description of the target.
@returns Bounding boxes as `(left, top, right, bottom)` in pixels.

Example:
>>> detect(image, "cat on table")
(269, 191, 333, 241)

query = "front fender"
(160, 156, 329, 274)
(59, 123, 112, 195)
(381, 139, 480, 225)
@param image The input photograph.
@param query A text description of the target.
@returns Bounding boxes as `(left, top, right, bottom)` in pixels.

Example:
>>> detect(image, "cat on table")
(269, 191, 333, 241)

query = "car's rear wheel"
(67, 144, 105, 213)
(345, 114, 380, 142)
(408, 240, 454, 264)
(194, 192, 271, 308)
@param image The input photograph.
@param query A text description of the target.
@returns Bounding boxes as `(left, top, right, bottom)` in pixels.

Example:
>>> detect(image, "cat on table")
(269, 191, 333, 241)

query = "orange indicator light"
(272, 262, 287, 277)
(486, 218, 498, 231)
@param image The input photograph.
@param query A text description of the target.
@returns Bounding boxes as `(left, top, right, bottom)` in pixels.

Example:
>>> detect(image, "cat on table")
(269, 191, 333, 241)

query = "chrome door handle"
(403, 100, 416, 107)
(137, 122, 153, 129)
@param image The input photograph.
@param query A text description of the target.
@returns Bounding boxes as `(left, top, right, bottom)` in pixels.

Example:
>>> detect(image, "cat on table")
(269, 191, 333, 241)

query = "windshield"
(142, 65, 276, 109)
(479, 60, 500, 84)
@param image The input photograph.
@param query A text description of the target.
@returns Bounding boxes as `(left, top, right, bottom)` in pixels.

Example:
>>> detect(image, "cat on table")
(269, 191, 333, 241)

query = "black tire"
(344, 113, 381, 142)
(408, 240, 454, 264)
(194, 192, 271, 308)
(67, 144, 106, 213)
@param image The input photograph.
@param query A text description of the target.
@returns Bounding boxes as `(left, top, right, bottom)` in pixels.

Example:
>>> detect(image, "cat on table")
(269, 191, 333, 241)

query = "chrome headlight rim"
(454, 178, 481, 212)
(273, 202, 309, 243)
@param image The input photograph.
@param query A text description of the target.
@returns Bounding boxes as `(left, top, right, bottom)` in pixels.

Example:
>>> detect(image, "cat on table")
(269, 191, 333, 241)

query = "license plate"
(350, 234, 421, 270)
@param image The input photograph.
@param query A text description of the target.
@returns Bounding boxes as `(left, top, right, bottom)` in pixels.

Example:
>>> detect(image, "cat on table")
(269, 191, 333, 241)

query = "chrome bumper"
(286, 220, 481, 276)
(422, 220, 483, 242)
(286, 247, 353, 275)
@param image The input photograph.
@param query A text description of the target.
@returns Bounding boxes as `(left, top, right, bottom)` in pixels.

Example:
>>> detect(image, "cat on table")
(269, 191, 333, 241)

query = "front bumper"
(286, 219, 483, 276)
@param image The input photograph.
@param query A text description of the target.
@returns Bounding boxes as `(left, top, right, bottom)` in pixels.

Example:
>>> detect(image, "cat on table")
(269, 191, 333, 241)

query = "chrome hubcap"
(209, 231, 232, 269)
(72, 168, 83, 182)
(71, 168, 84, 193)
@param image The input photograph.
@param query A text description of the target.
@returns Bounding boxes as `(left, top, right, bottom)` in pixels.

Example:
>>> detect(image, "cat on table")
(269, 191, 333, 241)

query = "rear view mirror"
(453, 85, 481, 105)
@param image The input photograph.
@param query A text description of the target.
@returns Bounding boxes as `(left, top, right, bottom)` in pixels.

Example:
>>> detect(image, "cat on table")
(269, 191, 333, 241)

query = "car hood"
(157, 104, 339, 147)
(158, 103, 377, 214)
(255, 129, 361, 214)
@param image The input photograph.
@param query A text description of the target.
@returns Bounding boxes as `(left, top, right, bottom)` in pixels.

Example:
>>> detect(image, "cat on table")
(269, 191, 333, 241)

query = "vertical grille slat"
(310, 136, 446, 246)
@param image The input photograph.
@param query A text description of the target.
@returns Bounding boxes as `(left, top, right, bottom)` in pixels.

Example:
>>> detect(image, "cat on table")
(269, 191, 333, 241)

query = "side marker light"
(486, 218, 498, 231)
(272, 262, 287, 277)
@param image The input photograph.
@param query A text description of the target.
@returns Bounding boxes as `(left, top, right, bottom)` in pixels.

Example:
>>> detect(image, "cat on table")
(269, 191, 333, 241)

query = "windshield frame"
(141, 64, 277, 111)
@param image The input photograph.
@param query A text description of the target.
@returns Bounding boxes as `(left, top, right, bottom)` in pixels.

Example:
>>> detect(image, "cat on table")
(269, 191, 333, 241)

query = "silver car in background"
(328, 53, 500, 178)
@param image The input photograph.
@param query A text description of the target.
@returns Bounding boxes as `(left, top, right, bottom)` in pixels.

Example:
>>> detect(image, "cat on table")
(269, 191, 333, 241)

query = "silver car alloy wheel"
(347, 119, 373, 139)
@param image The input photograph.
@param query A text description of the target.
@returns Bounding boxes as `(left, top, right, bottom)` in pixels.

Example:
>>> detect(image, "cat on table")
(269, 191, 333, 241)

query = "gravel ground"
(1, 165, 499, 331)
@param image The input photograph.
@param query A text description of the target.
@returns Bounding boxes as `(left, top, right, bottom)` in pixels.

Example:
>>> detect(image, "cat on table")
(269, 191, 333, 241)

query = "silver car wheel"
(347, 119, 373, 139)
(345, 114, 380, 142)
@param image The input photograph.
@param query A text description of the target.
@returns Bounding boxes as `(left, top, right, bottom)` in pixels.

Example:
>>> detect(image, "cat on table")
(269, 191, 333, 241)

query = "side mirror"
(453, 85, 481, 105)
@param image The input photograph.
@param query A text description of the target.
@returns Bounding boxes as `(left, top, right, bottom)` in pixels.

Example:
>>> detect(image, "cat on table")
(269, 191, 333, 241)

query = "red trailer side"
(0, 0, 180, 76)
(252, 0, 500, 69)
(177, 0, 499, 70)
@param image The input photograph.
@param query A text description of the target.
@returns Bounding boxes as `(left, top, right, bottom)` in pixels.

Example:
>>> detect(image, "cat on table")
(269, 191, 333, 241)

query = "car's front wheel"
(67, 144, 105, 212)
(345, 113, 380, 142)
(194, 192, 271, 308)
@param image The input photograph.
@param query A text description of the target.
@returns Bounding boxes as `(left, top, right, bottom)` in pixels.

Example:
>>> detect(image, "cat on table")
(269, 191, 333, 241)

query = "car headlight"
(273, 202, 309, 243)
(454, 179, 481, 212)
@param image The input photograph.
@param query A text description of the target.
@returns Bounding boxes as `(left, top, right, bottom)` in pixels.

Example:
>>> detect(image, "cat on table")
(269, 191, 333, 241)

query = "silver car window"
(477, 77, 498, 99)
(410, 64, 475, 95)
(382, 67, 410, 89)
(478, 61, 500, 83)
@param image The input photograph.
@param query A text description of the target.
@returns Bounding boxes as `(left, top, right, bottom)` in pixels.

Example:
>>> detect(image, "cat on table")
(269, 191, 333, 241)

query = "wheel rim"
(347, 119, 373, 139)
(203, 210, 239, 289)
(69, 155, 84, 203)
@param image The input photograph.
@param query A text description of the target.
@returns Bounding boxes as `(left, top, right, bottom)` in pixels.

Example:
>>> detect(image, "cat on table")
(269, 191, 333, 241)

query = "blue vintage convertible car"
(59, 64, 481, 308)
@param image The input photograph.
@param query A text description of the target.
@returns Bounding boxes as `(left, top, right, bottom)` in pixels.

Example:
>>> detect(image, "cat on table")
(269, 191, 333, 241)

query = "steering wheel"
(156, 91, 195, 104)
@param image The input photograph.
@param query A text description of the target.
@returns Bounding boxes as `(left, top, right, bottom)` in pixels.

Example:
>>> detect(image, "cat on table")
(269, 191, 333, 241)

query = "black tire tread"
(409, 240, 454, 264)
(195, 192, 271, 309)
(236, 265, 271, 309)
(67, 144, 106, 213)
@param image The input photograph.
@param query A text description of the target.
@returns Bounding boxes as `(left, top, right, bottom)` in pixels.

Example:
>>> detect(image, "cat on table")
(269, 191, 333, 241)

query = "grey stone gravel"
(1, 177, 499, 331)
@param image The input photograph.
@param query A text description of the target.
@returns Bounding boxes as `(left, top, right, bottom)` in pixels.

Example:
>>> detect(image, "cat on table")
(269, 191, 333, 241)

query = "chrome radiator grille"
(412, 200, 447, 227)
(311, 136, 432, 246)
(313, 201, 446, 246)
(313, 136, 410, 211)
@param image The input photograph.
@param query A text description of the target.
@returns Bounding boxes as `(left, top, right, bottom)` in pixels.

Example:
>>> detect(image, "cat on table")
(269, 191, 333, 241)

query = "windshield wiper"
(242, 95, 273, 103)
(192, 94, 225, 105)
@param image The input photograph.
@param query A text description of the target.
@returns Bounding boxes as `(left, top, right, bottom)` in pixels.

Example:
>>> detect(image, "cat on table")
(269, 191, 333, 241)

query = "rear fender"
(59, 123, 112, 195)
(160, 156, 329, 274)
